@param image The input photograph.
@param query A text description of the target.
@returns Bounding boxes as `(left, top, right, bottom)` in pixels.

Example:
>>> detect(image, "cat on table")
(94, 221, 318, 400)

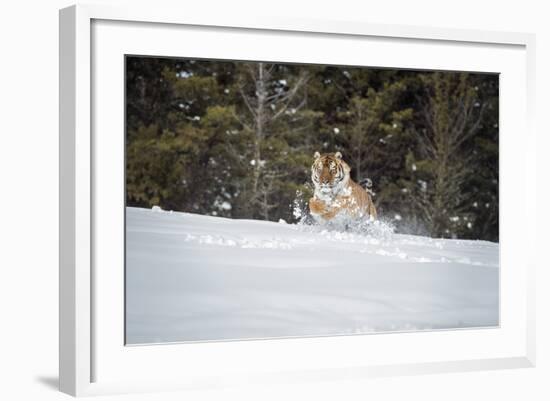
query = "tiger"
(308, 151, 377, 225)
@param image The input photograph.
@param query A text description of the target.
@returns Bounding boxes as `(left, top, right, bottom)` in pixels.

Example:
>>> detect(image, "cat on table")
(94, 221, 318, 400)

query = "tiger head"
(311, 151, 351, 196)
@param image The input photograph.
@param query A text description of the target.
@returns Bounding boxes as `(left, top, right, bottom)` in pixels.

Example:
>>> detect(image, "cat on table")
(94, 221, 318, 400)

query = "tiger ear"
(314, 151, 321, 160)
(334, 151, 342, 159)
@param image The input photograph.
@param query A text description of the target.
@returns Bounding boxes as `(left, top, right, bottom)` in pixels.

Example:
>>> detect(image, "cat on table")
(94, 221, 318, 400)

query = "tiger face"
(311, 151, 350, 196)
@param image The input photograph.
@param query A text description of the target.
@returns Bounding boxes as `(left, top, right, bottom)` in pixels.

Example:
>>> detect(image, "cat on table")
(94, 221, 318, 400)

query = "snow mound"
(126, 207, 499, 344)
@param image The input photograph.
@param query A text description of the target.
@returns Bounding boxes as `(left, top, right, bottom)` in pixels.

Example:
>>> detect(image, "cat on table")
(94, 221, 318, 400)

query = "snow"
(213, 199, 232, 211)
(126, 207, 499, 344)
(176, 71, 193, 79)
(418, 179, 428, 192)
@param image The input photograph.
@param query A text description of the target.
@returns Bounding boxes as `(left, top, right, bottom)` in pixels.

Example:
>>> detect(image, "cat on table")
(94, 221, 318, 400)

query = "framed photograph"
(59, 4, 536, 396)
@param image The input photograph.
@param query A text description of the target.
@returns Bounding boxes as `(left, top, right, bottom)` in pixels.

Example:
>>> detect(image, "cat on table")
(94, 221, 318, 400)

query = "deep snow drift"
(125, 207, 499, 344)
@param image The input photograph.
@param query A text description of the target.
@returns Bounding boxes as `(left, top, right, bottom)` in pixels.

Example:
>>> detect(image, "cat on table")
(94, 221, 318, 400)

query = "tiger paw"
(309, 197, 327, 216)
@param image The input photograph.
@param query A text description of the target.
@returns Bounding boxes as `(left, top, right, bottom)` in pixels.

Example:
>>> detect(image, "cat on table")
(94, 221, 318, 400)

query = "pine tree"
(404, 72, 488, 238)
(231, 62, 309, 220)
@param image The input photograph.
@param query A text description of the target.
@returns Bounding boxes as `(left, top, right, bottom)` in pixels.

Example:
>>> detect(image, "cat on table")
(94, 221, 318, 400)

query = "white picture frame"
(59, 3, 536, 397)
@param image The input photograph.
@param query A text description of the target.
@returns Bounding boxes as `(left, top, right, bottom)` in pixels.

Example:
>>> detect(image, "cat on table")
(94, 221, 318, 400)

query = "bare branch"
(271, 73, 309, 121)
(230, 109, 253, 132)
(238, 85, 257, 120)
